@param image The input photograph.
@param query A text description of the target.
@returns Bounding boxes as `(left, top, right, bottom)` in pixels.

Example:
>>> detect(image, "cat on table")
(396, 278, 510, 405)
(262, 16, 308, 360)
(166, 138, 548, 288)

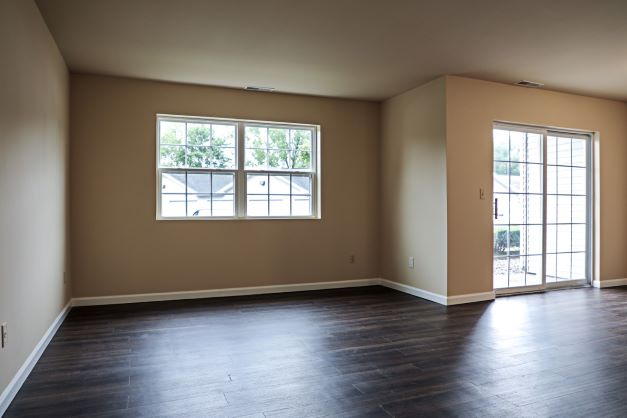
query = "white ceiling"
(36, 0, 627, 101)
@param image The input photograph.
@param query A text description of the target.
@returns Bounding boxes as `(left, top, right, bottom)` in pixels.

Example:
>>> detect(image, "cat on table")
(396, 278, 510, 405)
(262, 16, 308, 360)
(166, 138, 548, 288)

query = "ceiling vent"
(245, 86, 275, 92)
(514, 80, 544, 88)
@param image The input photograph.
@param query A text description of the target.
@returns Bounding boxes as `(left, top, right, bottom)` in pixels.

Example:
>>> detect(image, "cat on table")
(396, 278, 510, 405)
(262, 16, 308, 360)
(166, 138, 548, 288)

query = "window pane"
(494, 226, 508, 256)
(247, 195, 268, 216)
(557, 166, 571, 194)
(547, 166, 557, 194)
(526, 255, 542, 285)
(572, 167, 586, 195)
(246, 149, 267, 169)
(292, 151, 312, 170)
(187, 123, 211, 145)
(161, 194, 186, 217)
(523, 164, 542, 194)
(509, 256, 525, 287)
(212, 124, 236, 147)
(557, 224, 571, 253)
(247, 174, 268, 194)
(160, 145, 186, 167)
(161, 172, 186, 194)
(291, 129, 312, 151)
(494, 256, 508, 289)
(212, 173, 234, 195)
(547, 136, 557, 165)
(189, 208, 211, 217)
(291, 175, 311, 195)
(572, 196, 587, 223)
(187, 194, 211, 216)
(547, 225, 557, 253)
(509, 163, 521, 193)
(556, 253, 571, 281)
(269, 195, 291, 216)
(212, 147, 235, 169)
(521, 225, 542, 256)
(493, 162, 509, 192)
(268, 128, 289, 149)
(212, 194, 234, 217)
(187, 146, 235, 169)
(556, 137, 571, 165)
(506, 226, 520, 256)
(527, 195, 543, 225)
(494, 193, 509, 225)
(546, 254, 557, 283)
(292, 196, 311, 216)
(510, 195, 524, 225)
(187, 173, 211, 194)
(547, 195, 557, 224)
(572, 253, 586, 280)
(509, 131, 524, 162)
(269, 175, 290, 194)
(268, 149, 290, 170)
(557, 196, 571, 224)
(493, 129, 509, 161)
(572, 224, 586, 252)
(572, 139, 587, 167)
(160, 121, 185, 145)
(245, 126, 267, 148)
(187, 146, 213, 168)
(526, 133, 542, 164)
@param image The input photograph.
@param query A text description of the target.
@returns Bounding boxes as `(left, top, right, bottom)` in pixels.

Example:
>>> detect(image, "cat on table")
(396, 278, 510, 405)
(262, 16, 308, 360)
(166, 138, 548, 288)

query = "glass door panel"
(493, 126, 591, 293)
(545, 134, 590, 286)
(493, 128, 544, 290)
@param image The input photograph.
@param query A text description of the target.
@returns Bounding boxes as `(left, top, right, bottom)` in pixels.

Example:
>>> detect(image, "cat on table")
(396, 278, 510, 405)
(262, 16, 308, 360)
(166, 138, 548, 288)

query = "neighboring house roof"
(162, 172, 309, 195)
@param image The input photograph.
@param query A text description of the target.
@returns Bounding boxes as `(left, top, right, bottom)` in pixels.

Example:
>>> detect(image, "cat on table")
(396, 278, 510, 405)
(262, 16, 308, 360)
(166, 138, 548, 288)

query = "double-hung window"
(157, 115, 319, 219)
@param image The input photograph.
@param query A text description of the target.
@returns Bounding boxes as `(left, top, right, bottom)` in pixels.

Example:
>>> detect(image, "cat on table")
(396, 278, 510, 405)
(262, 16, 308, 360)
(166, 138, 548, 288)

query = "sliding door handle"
(494, 198, 498, 220)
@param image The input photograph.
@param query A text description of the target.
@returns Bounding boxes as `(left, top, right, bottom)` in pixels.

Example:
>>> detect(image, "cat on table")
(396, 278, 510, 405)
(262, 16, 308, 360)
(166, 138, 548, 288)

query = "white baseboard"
(71, 278, 381, 306)
(379, 279, 448, 305)
(379, 279, 495, 306)
(592, 278, 627, 288)
(0, 301, 72, 417)
(73, 278, 497, 308)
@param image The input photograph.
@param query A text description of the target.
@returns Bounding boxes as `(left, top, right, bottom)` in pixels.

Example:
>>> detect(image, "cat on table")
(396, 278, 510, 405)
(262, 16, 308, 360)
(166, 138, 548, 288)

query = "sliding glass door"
(493, 125, 591, 293)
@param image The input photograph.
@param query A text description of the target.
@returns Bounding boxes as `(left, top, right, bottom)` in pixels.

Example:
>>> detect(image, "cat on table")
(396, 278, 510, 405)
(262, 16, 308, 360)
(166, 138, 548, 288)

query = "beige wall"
(70, 74, 380, 297)
(446, 76, 627, 296)
(0, 0, 69, 397)
(381, 77, 448, 296)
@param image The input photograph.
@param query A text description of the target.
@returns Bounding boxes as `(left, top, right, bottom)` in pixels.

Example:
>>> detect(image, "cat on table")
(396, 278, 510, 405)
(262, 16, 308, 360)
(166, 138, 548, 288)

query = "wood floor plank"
(4, 286, 627, 417)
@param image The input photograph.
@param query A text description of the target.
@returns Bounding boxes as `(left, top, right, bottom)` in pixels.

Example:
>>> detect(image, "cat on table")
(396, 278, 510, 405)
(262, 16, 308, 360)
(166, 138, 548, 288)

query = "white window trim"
(156, 114, 321, 220)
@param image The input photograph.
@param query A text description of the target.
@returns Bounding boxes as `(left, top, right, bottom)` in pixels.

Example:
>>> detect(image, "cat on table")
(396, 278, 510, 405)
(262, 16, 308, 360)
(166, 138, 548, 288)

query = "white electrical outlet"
(1, 323, 7, 349)
(349, 254, 355, 264)
(479, 188, 486, 200)
(408, 257, 415, 269)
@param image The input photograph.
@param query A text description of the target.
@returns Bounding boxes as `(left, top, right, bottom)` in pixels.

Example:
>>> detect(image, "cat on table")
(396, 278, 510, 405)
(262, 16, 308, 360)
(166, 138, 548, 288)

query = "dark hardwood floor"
(5, 286, 627, 417)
